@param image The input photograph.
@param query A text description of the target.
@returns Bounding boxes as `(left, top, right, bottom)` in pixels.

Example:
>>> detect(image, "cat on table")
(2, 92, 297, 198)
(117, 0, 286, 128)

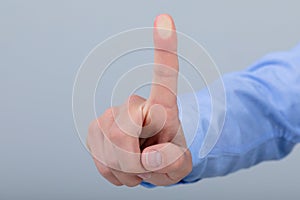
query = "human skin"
(87, 14, 192, 187)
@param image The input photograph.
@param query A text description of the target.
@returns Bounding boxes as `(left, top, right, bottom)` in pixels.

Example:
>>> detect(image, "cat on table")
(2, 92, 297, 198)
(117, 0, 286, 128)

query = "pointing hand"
(87, 14, 192, 187)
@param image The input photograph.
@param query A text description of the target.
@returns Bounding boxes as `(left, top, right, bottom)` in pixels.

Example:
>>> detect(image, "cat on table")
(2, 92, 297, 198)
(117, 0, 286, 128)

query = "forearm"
(180, 44, 300, 184)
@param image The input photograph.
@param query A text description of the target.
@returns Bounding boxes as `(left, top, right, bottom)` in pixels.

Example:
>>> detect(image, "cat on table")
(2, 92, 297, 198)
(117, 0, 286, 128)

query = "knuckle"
(127, 95, 145, 105)
(88, 119, 100, 134)
(108, 126, 122, 143)
(103, 107, 114, 119)
(87, 120, 103, 149)
(88, 107, 116, 138)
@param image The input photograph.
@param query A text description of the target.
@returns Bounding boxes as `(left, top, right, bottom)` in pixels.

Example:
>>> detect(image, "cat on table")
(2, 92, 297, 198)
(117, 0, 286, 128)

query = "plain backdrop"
(1, 0, 300, 199)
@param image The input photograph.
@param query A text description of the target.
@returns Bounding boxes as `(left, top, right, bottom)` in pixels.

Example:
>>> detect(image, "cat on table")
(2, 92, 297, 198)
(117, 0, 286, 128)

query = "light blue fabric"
(141, 44, 300, 188)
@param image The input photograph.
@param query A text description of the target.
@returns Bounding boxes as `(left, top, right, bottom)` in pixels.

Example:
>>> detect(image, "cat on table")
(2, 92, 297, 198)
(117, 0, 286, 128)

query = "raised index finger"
(149, 14, 179, 108)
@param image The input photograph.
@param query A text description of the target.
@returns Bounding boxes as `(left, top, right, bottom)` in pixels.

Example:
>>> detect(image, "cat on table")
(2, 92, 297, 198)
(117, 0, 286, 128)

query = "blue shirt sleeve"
(141, 44, 300, 187)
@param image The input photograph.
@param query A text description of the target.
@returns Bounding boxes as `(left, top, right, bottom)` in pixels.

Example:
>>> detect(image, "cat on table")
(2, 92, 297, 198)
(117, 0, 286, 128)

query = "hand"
(87, 14, 192, 187)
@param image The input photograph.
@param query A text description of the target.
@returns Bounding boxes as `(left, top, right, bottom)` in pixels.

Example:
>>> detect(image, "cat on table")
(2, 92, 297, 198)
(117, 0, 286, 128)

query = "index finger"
(149, 14, 179, 108)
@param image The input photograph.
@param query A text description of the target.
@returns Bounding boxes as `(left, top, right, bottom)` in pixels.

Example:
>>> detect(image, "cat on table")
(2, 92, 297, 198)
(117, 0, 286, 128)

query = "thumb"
(141, 142, 190, 173)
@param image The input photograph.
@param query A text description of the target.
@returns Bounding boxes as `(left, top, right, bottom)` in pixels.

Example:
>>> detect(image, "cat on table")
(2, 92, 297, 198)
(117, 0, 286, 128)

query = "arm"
(142, 44, 300, 187)
(181, 43, 300, 184)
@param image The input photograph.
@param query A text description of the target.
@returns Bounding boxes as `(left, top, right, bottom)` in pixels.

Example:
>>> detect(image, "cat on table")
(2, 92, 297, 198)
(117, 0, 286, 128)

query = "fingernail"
(146, 150, 162, 168)
(137, 173, 152, 180)
(155, 14, 173, 39)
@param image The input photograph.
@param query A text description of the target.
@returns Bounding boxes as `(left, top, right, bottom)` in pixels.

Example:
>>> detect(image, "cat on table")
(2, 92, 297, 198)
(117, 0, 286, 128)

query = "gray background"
(1, 0, 300, 199)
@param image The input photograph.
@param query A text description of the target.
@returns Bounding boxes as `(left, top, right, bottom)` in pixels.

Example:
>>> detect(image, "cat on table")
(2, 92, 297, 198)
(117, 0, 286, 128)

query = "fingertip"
(153, 14, 177, 45)
(154, 14, 175, 31)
